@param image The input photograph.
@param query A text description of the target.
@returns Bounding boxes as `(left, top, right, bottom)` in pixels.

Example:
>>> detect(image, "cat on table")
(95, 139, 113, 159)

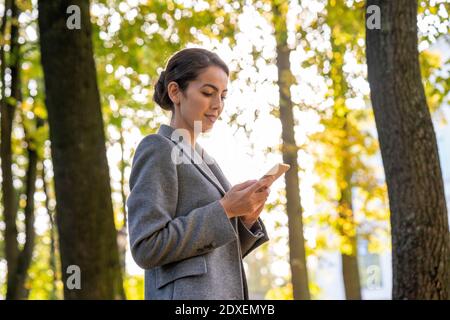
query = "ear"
(167, 81, 180, 106)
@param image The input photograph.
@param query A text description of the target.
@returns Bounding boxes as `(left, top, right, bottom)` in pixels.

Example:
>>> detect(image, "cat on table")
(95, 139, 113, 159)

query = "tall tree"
(271, 0, 310, 300)
(322, 0, 366, 300)
(0, 0, 18, 299)
(38, 0, 124, 298)
(1, 0, 39, 299)
(366, 0, 449, 299)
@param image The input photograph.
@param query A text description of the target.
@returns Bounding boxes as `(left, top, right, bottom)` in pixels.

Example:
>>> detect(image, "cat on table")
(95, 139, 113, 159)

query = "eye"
(202, 92, 227, 101)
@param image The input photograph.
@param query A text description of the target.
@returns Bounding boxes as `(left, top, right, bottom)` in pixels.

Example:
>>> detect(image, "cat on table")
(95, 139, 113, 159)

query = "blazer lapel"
(157, 125, 227, 195)
(206, 160, 231, 192)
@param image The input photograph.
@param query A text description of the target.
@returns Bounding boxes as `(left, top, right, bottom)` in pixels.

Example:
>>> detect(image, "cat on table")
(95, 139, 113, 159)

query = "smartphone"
(257, 163, 290, 191)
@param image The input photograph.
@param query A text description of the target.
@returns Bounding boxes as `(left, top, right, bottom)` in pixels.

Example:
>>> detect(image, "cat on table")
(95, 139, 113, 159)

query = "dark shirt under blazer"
(127, 124, 270, 299)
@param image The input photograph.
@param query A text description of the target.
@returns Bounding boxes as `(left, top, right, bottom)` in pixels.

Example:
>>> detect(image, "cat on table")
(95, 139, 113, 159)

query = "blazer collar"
(157, 124, 227, 195)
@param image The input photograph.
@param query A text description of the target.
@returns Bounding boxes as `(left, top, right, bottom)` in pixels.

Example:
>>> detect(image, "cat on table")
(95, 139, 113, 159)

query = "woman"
(127, 48, 273, 300)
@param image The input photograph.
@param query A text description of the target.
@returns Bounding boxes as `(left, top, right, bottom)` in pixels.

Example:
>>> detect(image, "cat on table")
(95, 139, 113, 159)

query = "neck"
(170, 113, 198, 146)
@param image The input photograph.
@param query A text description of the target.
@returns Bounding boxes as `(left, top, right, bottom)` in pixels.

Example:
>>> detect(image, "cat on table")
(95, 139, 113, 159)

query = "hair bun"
(158, 70, 166, 84)
(154, 70, 173, 111)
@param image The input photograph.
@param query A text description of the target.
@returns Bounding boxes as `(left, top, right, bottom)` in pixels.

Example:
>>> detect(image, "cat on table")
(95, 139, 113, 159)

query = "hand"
(239, 190, 269, 229)
(219, 176, 273, 219)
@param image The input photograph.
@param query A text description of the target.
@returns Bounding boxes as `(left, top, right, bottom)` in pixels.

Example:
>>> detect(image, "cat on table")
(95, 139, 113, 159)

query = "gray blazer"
(127, 124, 270, 300)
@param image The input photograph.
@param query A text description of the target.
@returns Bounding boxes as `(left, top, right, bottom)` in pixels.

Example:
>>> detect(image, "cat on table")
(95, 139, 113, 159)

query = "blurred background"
(0, 0, 449, 300)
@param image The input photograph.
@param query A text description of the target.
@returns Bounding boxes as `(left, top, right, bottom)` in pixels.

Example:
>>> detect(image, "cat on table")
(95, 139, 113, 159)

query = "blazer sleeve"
(238, 217, 270, 259)
(127, 135, 237, 269)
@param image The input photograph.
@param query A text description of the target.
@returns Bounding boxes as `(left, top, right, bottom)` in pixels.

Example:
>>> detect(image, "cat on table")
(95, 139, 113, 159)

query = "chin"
(194, 118, 215, 133)
(198, 119, 214, 132)
(202, 124, 214, 133)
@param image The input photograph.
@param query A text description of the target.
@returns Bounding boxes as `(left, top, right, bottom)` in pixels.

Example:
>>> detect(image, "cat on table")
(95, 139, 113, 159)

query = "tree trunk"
(1, 0, 20, 301)
(12, 127, 39, 299)
(2, 0, 38, 300)
(272, 1, 310, 300)
(42, 160, 60, 300)
(38, 0, 124, 299)
(117, 127, 128, 278)
(339, 145, 362, 300)
(115, 127, 128, 300)
(328, 27, 362, 298)
(366, 0, 449, 299)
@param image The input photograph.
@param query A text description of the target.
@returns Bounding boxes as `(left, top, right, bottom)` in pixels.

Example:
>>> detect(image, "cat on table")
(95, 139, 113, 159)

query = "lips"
(204, 114, 217, 123)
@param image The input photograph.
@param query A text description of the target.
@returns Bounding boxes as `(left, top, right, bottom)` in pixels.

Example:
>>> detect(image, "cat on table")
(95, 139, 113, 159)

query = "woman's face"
(169, 66, 228, 133)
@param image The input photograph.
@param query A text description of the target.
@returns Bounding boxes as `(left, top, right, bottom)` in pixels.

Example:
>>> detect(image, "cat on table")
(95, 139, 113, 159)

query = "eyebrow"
(201, 83, 228, 92)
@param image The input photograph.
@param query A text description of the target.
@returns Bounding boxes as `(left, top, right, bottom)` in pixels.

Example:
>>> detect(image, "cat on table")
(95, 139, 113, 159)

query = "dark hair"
(153, 48, 229, 111)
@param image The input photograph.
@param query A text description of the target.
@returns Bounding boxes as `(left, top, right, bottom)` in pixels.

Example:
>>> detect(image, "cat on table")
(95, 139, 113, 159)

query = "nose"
(212, 96, 224, 110)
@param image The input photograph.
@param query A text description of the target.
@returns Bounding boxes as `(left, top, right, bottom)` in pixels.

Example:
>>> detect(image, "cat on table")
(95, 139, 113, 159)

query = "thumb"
(233, 180, 258, 191)
(246, 176, 274, 194)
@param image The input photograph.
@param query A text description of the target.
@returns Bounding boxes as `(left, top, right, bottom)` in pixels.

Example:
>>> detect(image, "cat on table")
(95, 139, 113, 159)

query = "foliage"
(124, 274, 144, 300)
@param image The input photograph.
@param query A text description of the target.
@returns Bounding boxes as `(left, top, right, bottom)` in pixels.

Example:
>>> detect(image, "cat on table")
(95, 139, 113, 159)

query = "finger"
(259, 175, 275, 189)
(255, 185, 267, 193)
(258, 184, 271, 197)
(253, 190, 269, 202)
(247, 176, 274, 194)
(234, 180, 257, 191)
(249, 202, 265, 217)
(255, 202, 265, 212)
(252, 202, 264, 213)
